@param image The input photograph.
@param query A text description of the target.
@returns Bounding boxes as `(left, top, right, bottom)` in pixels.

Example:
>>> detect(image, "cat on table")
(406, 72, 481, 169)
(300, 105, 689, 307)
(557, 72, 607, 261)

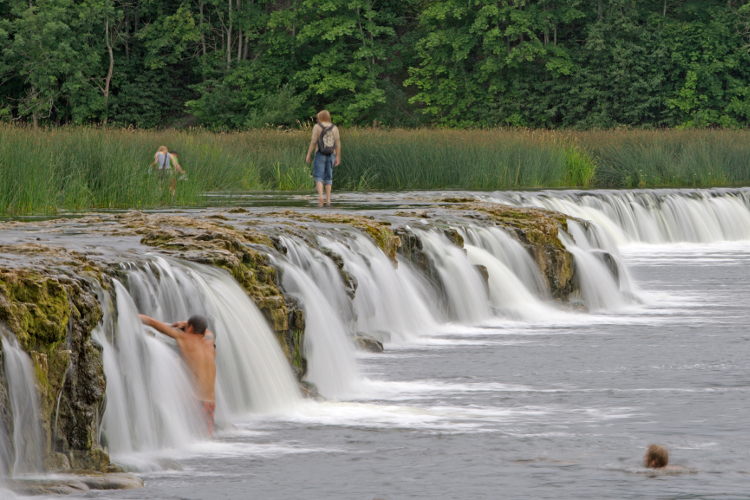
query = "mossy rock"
(0, 246, 111, 473)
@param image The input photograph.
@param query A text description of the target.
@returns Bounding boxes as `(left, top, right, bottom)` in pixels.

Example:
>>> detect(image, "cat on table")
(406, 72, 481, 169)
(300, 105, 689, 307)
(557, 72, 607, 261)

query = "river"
(3, 189, 750, 499)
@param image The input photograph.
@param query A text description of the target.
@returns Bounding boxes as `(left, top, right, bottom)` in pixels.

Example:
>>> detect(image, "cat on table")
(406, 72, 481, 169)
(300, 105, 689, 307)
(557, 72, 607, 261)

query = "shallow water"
(36, 240, 748, 500)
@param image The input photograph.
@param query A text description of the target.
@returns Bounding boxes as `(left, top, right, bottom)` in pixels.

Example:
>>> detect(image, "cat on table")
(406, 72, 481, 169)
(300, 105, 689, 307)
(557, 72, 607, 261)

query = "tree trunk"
(200, 1, 207, 56)
(227, 0, 232, 67)
(663, 0, 667, 17)
(554, 24, 557, 47)
(243, 34, 249, 60)
(31, 85, 38, 129)
(236, 0, 242, 61)
(104, 18, 114, 125)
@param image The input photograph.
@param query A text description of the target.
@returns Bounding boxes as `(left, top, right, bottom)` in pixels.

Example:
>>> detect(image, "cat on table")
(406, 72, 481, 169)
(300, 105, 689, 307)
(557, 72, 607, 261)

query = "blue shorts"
(313, 152, 334, 186)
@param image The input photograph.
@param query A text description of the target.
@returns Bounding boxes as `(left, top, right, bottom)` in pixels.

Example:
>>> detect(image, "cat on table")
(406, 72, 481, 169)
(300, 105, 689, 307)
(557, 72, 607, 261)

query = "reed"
(1, 125, 749, 215)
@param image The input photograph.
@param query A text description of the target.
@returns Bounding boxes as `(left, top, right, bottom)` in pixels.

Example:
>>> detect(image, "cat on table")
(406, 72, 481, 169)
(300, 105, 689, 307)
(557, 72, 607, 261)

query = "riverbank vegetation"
(2, 1, 750, 130)
(2, 126, 750, 215)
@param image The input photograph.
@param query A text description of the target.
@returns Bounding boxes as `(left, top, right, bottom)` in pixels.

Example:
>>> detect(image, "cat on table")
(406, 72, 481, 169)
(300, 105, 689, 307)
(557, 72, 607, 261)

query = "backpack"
(317, 124, 336, 156)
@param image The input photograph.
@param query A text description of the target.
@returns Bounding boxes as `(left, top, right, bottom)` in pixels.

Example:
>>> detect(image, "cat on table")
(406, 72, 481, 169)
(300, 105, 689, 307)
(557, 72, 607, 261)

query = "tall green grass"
(1, 125, 749, 215)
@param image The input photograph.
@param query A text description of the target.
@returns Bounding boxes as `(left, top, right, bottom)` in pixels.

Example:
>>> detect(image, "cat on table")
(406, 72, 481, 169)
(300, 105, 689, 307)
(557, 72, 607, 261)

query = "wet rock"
(298, 380, 322, 400)
(353, 334, 384, 353)
(474, 265, 490, 298)
(134, 215, 308, 378)
(394, 227, 446, 301)
(227, 207, 248, 213)
(8, 478, 90, 495)
(267, 211, 402, 265)
(74, 472, 144, 490)
(8, 472, 143, 495)
(0, 247, 112, 472)
(321, 248, 358, 299)
(443, 228, 465, 248)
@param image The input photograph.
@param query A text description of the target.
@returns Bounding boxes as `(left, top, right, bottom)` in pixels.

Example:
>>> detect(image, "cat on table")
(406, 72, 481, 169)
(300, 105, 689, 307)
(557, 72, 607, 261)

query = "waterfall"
(276, 238, 360, 399)
(464, 244, 551, 320)
(319, 233, 441, 341)
(0, 333, 43, 477)
(92, 256, 299, 466)
(557, 220, 638, 312)
(122, 256, 300, 415)
(94, 281, 201, 460)
(416, 230, 492, 323)
(485, 188, 750, 244)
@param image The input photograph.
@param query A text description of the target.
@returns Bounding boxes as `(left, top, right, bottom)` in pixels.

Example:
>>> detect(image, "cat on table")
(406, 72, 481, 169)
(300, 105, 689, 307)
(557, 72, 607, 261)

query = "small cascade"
(558, 221, 638, 312)
(276, 238, 360, 398)
(0, 333, 44, 477)
(94, 281, 201, 459)
(416, 230, 492, 323)
(462, 226, 546, 295)
(485, 188, 750, 244)
(464, 244, 551, 320)
(319, 233, 441, 341)
(123, 256, 300, 415)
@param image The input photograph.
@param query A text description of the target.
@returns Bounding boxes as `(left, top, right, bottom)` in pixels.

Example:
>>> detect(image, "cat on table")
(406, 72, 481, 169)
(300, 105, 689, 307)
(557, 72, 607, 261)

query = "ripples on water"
(7, 190, 750, 500)
(49, 242, 746, 500)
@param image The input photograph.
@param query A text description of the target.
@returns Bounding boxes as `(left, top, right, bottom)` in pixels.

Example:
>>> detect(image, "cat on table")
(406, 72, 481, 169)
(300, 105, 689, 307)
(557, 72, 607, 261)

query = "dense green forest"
(2, 1, 750, 129)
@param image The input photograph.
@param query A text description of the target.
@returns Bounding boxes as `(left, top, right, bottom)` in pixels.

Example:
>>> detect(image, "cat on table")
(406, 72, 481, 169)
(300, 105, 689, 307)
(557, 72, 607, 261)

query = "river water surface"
(6, 190, 750, 500)
(67, 248, 750, 499)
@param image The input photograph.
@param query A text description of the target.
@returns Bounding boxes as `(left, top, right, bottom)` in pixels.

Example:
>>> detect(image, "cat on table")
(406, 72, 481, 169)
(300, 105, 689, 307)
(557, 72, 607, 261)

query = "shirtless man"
(139, 314, 217, 436)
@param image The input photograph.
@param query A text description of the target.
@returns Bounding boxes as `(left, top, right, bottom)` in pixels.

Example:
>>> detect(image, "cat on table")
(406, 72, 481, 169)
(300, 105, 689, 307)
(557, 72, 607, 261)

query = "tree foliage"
(2, 0, 750, 128)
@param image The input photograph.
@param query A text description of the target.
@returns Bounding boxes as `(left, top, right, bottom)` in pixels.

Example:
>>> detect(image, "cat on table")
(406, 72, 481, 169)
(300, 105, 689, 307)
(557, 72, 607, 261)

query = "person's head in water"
(644, 444, 669, 468)
(187, 315, 208, 335)
(316, 110, 331, 124)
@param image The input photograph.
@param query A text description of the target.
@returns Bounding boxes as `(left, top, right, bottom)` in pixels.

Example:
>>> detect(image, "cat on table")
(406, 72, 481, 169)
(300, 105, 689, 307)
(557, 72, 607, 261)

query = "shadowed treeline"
(2, 126, 750, 215)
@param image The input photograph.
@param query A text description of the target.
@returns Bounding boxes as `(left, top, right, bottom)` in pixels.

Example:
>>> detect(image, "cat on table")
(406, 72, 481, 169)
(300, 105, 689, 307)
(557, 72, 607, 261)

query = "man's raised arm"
(140, 314, 186, 340)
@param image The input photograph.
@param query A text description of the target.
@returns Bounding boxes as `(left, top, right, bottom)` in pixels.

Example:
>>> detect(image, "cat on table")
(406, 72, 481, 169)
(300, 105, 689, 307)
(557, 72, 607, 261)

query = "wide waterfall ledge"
(1, 187, 747, 482)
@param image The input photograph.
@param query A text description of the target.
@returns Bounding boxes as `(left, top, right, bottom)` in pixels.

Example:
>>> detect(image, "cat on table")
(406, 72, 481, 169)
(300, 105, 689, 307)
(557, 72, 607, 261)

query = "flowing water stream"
(2, 188, 750, 499)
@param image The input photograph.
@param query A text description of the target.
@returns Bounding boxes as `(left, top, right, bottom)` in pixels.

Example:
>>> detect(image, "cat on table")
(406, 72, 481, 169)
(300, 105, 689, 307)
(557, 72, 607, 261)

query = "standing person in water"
(305, 110, 341, 206)
(139, 314, 217, 436)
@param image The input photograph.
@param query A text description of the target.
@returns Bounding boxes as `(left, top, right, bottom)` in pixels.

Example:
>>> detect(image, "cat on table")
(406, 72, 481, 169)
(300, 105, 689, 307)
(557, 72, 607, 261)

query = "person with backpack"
(305, 110, 341, 206)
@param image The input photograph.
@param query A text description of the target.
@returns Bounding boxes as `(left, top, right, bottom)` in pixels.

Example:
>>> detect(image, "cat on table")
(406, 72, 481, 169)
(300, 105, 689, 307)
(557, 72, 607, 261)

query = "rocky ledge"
(0, 201, 579, 479)
(7, 472, 143, 495)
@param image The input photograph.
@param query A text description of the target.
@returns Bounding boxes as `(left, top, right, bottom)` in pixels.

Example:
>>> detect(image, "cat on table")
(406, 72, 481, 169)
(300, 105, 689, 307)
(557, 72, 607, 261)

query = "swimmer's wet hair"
(645, 444, 668, 468)
(188, 315, 208, 335)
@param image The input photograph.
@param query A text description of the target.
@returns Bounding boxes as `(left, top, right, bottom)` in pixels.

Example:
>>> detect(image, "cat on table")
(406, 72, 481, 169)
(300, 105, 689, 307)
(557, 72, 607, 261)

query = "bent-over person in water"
(139, 314, 216, 436)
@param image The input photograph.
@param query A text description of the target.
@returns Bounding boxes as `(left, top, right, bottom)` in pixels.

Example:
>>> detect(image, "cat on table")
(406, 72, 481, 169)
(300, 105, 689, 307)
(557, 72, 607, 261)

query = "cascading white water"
(416, 230, 492, 323)
(464, 245, 550, 320)
(123, 256, 300, 415)
(92, 256, 300, 466)
(485, 188, 750, 244)
(0, 333, 43, 477)
(462, 226, 546, 295)
(319, 233, 441, 341)
(94, 281, 201, 460)
(276, 238, 360, 398)
(556, 220, 639, 312)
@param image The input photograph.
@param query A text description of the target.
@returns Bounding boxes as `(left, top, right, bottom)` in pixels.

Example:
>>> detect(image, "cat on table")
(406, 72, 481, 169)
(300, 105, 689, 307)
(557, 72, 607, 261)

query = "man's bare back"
(140, 314, 216, 402)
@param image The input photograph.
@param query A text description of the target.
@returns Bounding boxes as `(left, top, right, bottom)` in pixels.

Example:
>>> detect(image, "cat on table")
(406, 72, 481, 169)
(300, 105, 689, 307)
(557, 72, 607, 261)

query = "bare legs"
(315, 181, 332, 206)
